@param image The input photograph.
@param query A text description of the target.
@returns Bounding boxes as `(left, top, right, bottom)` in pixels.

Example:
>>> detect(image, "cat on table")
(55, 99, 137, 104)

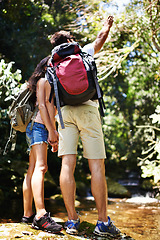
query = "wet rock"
(50, 194, 65, 206)
(0, 219, 135, 239)
(50, 194, 81, 207)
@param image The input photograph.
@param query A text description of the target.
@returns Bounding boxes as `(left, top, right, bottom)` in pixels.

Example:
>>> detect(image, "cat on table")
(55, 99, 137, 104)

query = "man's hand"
(94, 15, 114, 54)
(104, 15, 114, 29)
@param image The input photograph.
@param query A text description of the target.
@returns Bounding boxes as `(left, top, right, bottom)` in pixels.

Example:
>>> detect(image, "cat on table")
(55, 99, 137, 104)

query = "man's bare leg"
(31, 143, 48, 219)
(88, 159, 108, 222)
(60, 154, 78, 220)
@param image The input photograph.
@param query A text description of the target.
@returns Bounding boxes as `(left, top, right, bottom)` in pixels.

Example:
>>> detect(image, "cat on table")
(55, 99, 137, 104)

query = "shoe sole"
(32, 224, 63, 234)
(66, 228, 78, 235)
(93, 229, 120, 237)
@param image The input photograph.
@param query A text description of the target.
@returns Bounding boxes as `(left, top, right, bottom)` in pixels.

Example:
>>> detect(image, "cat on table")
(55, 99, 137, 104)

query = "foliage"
(0, 0, 89, 80)
(0, 59, 22, 154)
(138, 105, 160, 184)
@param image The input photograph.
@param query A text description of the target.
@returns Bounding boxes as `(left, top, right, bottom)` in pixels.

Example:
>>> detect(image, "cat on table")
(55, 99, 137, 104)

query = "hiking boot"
(32, 212, 63, 233)
(93, 216, 121, 237)
(64, 218, 80, 235)
(21, 214, 35, 224)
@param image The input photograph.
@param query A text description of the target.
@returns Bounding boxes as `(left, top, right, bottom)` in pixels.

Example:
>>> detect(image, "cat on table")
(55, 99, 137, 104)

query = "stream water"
(0, 195, 159, 240)
(50, 196, 160, 240)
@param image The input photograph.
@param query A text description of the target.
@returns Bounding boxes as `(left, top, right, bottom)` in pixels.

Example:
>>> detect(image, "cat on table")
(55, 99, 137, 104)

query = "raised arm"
(93, 15, 114, 54)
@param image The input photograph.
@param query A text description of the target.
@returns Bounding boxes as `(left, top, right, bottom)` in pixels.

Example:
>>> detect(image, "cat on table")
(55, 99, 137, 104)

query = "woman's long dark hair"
(27, 56, 50, 103)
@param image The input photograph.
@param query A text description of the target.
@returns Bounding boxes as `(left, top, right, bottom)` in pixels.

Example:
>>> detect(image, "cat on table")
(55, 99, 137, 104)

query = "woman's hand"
(48, 129, 59, 152)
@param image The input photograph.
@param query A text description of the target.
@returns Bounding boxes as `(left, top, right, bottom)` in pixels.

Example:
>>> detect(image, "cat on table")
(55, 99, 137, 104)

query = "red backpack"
(46, 42, 105, 129)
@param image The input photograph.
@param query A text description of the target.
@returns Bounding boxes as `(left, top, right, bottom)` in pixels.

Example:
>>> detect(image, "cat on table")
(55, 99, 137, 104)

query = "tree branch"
(136, 125, 160, 131)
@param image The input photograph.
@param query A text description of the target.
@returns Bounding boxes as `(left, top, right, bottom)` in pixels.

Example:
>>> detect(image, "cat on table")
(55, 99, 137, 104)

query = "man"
(50, 16, 121, 237)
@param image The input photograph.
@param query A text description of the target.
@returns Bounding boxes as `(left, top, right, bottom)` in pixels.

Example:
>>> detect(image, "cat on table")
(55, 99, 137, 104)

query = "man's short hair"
(50, 30, 75, 48)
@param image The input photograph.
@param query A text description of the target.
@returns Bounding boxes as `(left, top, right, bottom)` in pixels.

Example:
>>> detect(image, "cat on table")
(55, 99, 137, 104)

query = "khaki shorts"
(57, 104, 106, 159)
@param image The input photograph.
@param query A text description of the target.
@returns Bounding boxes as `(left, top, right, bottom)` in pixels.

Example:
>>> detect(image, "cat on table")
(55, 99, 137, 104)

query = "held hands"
(48, 129, 59, 152)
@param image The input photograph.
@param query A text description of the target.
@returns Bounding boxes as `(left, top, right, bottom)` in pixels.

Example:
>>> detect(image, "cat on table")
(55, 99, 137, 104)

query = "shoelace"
(67, 219, 80, 229)
(108, 221, 120, 233)
(45, 213, 56, 225)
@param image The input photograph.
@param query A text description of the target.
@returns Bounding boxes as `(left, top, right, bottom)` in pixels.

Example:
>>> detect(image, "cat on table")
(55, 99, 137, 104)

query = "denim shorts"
(26, 122, 48, 152)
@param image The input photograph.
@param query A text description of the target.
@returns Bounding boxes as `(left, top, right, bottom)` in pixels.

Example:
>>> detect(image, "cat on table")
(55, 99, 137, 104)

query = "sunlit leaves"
(150, 106, 160, 124)
(0, 59, 22, 101)
(138, 105, 160, 184)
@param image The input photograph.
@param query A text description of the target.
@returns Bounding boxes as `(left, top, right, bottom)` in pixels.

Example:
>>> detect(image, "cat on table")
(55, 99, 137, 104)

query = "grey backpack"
(4, 88, 38, 154)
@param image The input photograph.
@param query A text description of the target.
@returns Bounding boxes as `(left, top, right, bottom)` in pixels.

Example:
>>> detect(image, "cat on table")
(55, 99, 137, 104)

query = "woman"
(21, 56, 62, 233)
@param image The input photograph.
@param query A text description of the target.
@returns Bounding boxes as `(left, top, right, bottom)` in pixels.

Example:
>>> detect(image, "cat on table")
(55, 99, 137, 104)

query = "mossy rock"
(79, 221, 95, 235)
(107, 177, 131, 198)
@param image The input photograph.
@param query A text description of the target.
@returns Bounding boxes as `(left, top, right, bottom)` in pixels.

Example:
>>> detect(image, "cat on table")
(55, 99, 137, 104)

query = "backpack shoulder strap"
(3, 127, 17, 155)
(46, 67, 65, 129)
(90, 61, 106, 117)
(29, 105, 39, 130)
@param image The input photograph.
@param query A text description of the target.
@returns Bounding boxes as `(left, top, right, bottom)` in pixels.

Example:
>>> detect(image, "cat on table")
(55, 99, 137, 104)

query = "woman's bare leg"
(31, 143, 48, 219)
(23, 149, 35, 217)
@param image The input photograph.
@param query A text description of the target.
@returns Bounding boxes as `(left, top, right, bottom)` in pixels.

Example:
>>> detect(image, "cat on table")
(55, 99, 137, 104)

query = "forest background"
(0, 0, 160, 203)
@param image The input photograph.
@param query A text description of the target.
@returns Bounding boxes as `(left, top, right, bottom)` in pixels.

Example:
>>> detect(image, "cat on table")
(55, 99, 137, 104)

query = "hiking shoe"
(64, 218, 80, 235)
(21, 214, 35, 224)
(93, 216, 121, 237)
(32, 212, 63, 233)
